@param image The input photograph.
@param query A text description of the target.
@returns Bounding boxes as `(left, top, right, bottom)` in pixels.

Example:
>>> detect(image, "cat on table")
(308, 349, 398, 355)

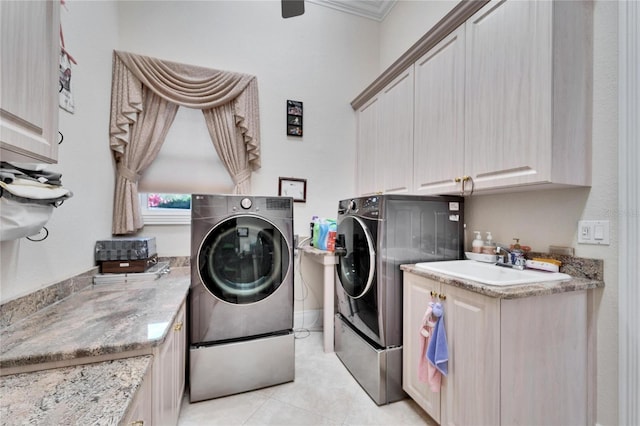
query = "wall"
(380, 1, 619, 424)
(379, 0, 458, 71)
(0, 1, 119, 302)
(118, 0, 379, 241)
(0, 0, 379, 318)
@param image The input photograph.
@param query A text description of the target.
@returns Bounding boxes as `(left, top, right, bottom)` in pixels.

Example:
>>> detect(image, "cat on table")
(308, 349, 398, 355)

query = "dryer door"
(336, 216, 376, 298)
(197, 215, 290, 304)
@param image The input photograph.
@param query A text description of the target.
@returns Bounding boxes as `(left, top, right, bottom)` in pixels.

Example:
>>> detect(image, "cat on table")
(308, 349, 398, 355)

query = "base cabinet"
(403, 272, 591, 425)
(152, 302, 186, 426)
(122, 369, 152, 426)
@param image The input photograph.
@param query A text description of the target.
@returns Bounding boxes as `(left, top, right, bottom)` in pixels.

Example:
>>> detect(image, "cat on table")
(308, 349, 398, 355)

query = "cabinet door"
(356, 95, 382, 196)
(123, 369, 152, 426)
(154, 330, 176, 426)
(413, 26, 465, 196)
(173, 304, 186, 420)
(440, 284, 500, 426)
(465, 0, 553, 189)
(153, 303, 186, 426)
(402, 273, 441, 422)
(379, 66, 414, 194)
(0, 0, 59, 163)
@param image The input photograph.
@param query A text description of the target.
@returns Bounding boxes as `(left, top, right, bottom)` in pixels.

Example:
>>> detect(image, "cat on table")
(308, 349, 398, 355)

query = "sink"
(414, 260, 571, 286)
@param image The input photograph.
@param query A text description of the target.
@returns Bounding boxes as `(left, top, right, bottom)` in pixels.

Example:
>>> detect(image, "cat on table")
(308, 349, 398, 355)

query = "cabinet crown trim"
(351, 0, 489, 110)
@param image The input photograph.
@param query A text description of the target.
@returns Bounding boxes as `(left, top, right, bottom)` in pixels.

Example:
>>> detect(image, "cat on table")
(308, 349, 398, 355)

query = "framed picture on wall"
(278, 177, 306, 202)
(286, 100, 303, 137)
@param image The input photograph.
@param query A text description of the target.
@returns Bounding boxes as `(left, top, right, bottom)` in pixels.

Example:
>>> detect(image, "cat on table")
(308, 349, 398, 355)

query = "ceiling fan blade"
(282, 0, 305, 18)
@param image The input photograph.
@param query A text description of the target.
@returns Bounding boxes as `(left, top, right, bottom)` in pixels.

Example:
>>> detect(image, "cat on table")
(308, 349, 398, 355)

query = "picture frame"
(286, 100, 303, 137)
(278, 177, 307, 202)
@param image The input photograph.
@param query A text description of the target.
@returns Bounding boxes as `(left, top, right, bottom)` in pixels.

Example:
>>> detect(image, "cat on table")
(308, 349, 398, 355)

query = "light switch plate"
(577, 220, 610, 245)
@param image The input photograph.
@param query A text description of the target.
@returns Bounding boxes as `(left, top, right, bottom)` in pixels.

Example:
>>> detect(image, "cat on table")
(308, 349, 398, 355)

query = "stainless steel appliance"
(189, 194, 295, 402)
(334, 194, 464, 405)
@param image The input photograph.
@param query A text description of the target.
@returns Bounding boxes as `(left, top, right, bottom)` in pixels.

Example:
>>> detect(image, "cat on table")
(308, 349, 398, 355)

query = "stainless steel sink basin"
(414, 260, 571, 286)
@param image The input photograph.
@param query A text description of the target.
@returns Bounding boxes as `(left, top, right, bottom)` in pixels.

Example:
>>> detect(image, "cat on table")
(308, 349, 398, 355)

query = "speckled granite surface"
(0, 267, 99, 329)
(401, 255, 604, 299)
(0, 355, 152, 426)
(0, 267, 190, 374)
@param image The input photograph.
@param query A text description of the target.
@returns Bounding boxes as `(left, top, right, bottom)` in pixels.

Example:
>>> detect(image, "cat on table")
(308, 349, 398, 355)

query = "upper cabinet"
(356, 67, 414, 195)
(354, 0, 592, 197)
(413, 26, 465, 196)
(356, 95, 382, 196)
(464, 0, 592, 191)
(1, 1, 60, 164)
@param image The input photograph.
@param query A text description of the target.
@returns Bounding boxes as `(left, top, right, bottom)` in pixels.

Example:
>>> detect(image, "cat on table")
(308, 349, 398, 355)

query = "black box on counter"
(94, 237, 157, 261)
(99, 254, 158, 274)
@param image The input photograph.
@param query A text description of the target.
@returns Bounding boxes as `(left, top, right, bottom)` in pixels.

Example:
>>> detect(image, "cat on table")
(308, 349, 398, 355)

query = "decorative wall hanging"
(286, 100, 303, 137)
(59, 13, 77, 113)
(278, 177, 306, 202)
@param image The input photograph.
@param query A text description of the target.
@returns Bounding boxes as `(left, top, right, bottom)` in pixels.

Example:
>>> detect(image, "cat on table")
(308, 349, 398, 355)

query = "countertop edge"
(0, 269, 190, 373)
(400, 264, 605, 299)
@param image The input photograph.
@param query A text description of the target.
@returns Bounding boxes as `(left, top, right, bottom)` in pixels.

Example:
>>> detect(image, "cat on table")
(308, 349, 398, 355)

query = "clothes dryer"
(189, 194, 295, 402)
(334, 194, 464, 405)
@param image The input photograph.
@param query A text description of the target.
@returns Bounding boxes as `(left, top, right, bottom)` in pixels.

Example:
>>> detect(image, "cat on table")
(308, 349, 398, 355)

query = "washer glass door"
(336, 216, 376, 298)
(198, 215, 290, 304)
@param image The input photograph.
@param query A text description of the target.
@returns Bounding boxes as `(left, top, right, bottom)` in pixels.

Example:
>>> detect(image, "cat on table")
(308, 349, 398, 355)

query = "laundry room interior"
(0, 1, 637, 426)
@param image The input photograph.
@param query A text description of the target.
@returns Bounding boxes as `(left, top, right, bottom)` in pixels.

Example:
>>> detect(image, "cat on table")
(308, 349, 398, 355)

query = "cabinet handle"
(429, 291, 446, 300)
(454, 176, 474, 196)
(130, 421, 144, 426)
(173, 321, 183, 332)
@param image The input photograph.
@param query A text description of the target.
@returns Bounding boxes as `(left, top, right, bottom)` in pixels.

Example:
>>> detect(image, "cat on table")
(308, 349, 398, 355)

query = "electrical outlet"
(577, 220, 610, 245)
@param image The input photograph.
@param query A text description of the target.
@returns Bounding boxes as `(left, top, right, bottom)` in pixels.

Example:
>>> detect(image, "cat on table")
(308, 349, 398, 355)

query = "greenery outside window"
(140, 193, 191, 225)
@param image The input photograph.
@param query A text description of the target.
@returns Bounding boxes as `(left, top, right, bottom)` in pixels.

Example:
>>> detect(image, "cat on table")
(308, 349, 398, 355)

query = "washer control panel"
(240, 198, 253, 209)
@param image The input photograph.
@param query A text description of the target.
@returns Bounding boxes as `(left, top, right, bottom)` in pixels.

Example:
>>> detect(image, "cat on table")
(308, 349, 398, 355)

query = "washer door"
(336, 216, 375, 299)
(197, 215, 290, 304)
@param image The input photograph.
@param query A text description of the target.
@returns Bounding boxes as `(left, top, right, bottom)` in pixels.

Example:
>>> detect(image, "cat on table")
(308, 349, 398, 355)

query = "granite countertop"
(0, 267, 190, 374)
(0, 356, 152, 426)
(401, 259, 604, 299)
(0, 267, 190, 425)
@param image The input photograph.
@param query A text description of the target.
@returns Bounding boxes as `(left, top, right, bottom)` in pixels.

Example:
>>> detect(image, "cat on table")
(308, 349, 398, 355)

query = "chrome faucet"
(496, 245, 525, 270)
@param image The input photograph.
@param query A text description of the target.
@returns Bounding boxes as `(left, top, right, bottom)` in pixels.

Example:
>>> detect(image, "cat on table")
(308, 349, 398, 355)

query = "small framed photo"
(278, 177, 307, 202)
(286, 100, 303, 137)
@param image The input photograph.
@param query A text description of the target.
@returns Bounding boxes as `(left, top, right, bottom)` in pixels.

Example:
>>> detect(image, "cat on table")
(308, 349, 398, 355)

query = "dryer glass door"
(336, 216, 376, 298)
(197, 215, 290, 304)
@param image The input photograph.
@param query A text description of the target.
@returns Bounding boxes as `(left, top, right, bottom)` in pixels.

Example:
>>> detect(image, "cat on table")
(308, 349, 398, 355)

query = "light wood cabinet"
(403, 271, 591, 425)
(402, 272, 500, 425)
(122, 368, 153, 426)
(356, 67, 414, 195)
(355, 0, 592, 197)
(356, 95, 382, 196)
(463, 0, 592, 191)
(0, 0, 60, 163)
(152, 302, 186, 426)
(413, 26, 465, 196)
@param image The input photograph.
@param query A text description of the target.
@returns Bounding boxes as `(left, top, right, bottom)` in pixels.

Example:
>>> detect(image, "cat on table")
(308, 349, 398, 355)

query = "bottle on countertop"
(482, 231, 497, 255)
(310, 216, 318, 247)
(327, 220, 337, 252)
(472, 231, 484, 253)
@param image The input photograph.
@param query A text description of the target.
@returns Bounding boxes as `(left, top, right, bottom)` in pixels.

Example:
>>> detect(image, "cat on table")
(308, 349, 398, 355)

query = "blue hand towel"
(426, 302, 448, 376)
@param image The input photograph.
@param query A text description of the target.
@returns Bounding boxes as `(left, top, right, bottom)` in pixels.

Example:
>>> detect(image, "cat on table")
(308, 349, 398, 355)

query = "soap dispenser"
(482, 232, 497, 255)
(472, 231, 484, 253)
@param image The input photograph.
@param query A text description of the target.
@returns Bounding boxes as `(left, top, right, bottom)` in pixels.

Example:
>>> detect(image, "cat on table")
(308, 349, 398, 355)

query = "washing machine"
(189, 194, 295, 402)
(334, 194, 464, 405)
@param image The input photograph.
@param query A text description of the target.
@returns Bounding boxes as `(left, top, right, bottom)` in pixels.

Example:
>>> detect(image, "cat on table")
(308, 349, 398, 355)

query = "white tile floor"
(178, 331, 436, 425)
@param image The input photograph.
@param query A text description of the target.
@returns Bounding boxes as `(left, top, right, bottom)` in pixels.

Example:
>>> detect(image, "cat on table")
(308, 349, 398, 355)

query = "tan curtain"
(109, 50, 260, 234)
(112, 87, 178, 234)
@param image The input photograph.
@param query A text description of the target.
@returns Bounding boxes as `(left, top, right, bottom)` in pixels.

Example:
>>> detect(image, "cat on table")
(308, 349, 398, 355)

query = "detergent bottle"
(327, 220, 337, 252)
(317, 219, 329, 250)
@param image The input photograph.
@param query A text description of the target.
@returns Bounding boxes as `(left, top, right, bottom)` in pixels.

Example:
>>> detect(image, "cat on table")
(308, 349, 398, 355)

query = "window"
(140, 193, 191, 225)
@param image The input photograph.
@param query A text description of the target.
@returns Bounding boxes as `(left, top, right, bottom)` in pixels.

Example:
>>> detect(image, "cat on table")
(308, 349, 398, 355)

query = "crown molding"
(307, 0, 396, 21)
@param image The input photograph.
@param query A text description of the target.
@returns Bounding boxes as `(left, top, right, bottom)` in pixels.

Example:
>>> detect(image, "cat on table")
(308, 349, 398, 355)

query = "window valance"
(108, 51, 260, 234)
